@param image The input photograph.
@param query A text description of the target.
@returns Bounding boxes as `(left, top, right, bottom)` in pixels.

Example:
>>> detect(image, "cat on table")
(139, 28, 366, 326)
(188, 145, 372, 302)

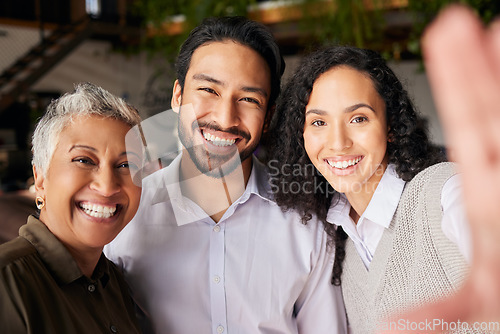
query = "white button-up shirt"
(326, 164, 471, 268)
(105, 154, 347, 334)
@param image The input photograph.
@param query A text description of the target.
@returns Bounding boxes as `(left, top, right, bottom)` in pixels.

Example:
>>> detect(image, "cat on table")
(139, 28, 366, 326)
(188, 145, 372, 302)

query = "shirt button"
(88, 284, 96, 292)
(213, 225, 221, 232)
(217, 325, 224, 333)
(213, 275, 221, 284)
(110, 325, 117, 333)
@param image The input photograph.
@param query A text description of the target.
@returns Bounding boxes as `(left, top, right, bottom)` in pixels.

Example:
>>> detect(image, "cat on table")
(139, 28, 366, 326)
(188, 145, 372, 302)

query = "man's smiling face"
(172, 40, 271, 178)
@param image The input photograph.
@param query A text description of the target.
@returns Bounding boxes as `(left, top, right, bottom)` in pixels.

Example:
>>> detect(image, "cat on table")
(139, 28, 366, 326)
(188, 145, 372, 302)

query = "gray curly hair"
(32, 82, 142, 176)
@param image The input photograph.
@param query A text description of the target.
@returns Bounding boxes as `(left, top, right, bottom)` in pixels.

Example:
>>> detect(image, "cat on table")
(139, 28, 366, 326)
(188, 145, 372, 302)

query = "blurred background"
(0, 0, 499, 240)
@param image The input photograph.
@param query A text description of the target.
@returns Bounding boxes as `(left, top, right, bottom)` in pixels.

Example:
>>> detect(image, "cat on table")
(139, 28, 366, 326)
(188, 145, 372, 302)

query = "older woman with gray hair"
(0, 82, 143, 333)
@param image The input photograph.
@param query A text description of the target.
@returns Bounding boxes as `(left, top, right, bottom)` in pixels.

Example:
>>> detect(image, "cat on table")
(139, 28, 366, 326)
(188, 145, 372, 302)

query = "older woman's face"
(34, 115, 142, 251)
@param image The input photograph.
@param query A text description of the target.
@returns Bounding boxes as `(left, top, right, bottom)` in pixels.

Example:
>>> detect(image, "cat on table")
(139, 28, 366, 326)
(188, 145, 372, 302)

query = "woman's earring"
(35, 196, 45, 210)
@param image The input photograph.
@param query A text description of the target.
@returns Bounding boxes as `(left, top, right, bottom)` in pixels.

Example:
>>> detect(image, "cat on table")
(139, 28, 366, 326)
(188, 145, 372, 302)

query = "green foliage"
(133, 0, 257, 63)
(132, 0, 500, 62)
(134, 0, 387, 61)
(299, 0, 385, 51)
(301, 0, 500, 59)
(408, 0, 500, 56)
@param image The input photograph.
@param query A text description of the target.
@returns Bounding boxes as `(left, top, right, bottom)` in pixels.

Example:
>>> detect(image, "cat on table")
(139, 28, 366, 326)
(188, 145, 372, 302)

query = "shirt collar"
(240, 155, 274, 203)
(148, 154, 274, 224)
(362, 164, 405, 228)
(212, 156, 275, 221)
(326, 164, 405, 229)
(326, 194, 351, 226)
(20, 216, 109, 286)
(149, 153, 182, 205)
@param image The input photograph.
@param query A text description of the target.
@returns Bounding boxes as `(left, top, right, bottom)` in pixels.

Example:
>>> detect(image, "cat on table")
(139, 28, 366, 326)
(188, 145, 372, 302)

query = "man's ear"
(33, 165, 46, 197)
(171, 80, 182, 113)
(262, 105, 276, 134)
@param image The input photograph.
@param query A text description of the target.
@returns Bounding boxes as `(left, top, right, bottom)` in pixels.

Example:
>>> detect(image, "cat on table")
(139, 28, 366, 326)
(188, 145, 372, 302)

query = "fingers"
(422, 6, 488, 163)
(488, 18, 500, 82)
(422, 5, 500, 223)
(380, 288, 472, 334)
(381, 266, 500, 333)
(417, 6, 500, 333)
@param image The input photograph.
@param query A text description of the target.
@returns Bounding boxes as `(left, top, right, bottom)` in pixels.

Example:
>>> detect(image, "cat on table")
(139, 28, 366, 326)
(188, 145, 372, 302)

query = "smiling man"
(105, 16, 346, 334)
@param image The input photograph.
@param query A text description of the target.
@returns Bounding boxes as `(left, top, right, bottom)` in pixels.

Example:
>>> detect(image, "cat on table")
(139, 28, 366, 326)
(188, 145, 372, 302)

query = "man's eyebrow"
(241, 86, 268, 98)
(193, 73, 268, 98)
(192, 73, 224, 86)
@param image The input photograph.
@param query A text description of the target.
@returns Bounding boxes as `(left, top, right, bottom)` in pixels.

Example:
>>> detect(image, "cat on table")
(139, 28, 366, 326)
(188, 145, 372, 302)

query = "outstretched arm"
(385, 5, 500, 333)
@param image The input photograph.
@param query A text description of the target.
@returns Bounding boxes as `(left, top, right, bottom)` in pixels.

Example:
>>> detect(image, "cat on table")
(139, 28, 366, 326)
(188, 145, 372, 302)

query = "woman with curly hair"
(268, 46, 472, 333)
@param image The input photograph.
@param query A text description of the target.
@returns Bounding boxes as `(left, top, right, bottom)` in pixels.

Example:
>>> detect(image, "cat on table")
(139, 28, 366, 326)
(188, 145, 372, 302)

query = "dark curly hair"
(266, 45, 445, 286)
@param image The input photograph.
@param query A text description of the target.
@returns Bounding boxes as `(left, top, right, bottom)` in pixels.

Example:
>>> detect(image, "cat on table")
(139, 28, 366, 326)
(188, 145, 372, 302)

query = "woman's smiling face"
(303, 66, 389, 196)
(34, 115, 142, 253)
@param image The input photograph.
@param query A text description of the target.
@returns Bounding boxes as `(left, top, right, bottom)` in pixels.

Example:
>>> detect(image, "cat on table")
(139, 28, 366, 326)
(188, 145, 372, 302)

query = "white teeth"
(79, 203, 117, 218)
(327, 157, 362, 169)
(203, 132, 236, 147)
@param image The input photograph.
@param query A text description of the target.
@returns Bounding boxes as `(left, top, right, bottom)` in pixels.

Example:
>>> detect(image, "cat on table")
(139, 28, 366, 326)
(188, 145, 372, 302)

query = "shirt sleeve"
(294, 227, 348, 334)
(0, 268, 28, 334)
(441, 174, 472, 263)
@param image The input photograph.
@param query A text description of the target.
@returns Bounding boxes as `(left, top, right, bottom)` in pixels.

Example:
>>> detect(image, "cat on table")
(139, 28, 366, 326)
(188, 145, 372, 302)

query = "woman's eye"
(351, 116, 368, 124)
(118, 162, 139, 171)
(72, 157, 95, 165)
(311, 120, 326, 127)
